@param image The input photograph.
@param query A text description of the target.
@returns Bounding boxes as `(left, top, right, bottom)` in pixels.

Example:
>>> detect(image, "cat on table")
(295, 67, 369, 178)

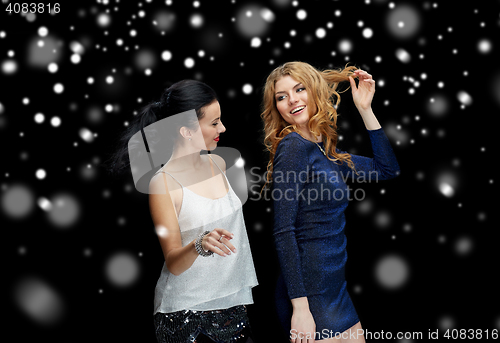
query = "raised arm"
(337, 127, 400, 182)
(339, 69, 400, 181)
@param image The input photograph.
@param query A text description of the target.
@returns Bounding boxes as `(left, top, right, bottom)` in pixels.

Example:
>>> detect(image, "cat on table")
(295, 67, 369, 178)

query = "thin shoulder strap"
(207, 154, 225, 175)
(208, 154, 231, 184)
(156, 169, 184, 188)
(153, 170, 181, 221)
(207, 154, 232, 196)
(208, 155, 237, 211)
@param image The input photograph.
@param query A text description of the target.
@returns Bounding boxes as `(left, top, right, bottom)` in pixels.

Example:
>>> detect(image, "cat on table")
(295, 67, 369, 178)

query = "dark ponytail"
(102, 80, 218, 176)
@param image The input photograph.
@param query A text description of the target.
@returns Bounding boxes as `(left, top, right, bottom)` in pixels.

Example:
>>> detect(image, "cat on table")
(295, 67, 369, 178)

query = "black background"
(2, 0, 499, 342)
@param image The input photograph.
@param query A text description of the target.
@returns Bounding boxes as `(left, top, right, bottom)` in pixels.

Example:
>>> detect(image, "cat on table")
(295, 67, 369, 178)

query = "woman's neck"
(297, 124, 321, 143)
(168, 146, 205, 171)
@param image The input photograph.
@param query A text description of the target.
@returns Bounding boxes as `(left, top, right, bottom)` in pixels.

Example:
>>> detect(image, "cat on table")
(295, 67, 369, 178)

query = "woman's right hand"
(201, 228, 237, 257)
(291, 307, 316, 343)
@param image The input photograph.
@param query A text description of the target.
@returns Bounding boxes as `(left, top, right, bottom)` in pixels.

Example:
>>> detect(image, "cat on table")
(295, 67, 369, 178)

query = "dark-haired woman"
(105, 80, 258, 343)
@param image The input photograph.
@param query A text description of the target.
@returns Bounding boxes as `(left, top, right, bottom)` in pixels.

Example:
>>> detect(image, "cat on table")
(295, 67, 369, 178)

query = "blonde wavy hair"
(261, 61, 358, 190)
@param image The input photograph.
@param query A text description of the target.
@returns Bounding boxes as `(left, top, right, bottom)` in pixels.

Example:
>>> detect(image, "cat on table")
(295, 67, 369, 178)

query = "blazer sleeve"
(272, 135, 309, 299)
(337, 127, 400, 182)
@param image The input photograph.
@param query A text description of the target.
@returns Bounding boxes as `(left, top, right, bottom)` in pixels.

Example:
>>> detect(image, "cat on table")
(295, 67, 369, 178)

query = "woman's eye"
(297, 87, 305, 93)
(277, 95, 285, 101)
(212, 122, 219, 126)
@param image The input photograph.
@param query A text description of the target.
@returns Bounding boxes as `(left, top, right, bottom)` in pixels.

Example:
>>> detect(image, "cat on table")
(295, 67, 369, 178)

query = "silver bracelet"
(195, 231, 214, 257)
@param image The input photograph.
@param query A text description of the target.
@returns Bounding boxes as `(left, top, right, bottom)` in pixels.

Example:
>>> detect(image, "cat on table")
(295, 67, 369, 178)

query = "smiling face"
(197, 100, 225, 151)
(274, 75, 311, 128)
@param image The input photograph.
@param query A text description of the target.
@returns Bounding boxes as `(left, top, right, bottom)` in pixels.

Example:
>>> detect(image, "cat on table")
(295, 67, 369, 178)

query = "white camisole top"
(153, 155, 258, 314)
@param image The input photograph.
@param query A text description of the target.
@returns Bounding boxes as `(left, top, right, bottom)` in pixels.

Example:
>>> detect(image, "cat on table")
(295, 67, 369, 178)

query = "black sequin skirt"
(154, 305, 254, 343)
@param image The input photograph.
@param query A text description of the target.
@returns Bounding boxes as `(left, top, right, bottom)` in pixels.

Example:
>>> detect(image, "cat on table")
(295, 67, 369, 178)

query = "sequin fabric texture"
(272, 128, 400, 335)
(154, 305, 254, 343)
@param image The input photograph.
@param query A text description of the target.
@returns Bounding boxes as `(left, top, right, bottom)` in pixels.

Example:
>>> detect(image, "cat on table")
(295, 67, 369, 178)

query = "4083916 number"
(5, 3, 60, 14)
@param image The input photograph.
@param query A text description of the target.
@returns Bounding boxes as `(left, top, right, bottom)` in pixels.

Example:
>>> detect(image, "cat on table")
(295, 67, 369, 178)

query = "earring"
(188, 138, 191, 141)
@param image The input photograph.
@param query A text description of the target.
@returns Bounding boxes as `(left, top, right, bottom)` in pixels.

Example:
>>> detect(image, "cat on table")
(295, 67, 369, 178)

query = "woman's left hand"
(349, 69, 376, 113)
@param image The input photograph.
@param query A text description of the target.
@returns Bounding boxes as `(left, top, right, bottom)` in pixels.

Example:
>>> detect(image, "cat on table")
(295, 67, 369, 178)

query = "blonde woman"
(261, 62, 400, 342)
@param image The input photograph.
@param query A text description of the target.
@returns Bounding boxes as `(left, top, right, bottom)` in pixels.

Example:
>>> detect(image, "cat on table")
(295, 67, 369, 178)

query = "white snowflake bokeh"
(1, 1, 498, 341)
